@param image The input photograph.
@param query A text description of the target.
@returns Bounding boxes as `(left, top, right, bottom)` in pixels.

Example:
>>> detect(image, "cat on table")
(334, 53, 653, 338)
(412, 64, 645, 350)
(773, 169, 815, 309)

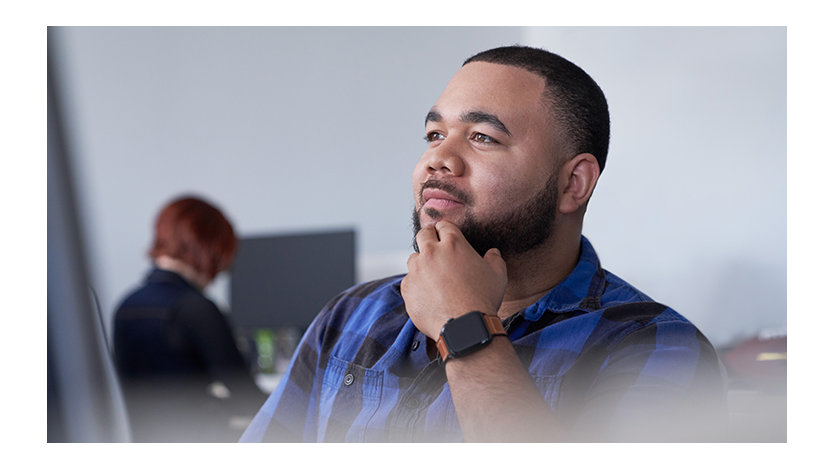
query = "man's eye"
(472, 132, 497, 144)
(424, 131, 445, 143)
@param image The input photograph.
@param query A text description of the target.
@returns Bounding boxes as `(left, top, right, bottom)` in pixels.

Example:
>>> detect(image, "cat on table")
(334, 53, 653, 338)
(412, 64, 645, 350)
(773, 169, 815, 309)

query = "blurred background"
(47, 26, 786, 442)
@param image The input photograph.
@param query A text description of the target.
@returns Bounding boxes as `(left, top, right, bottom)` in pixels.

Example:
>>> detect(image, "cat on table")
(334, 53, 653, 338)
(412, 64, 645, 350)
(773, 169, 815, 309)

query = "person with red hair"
(113, 195, 264, 442)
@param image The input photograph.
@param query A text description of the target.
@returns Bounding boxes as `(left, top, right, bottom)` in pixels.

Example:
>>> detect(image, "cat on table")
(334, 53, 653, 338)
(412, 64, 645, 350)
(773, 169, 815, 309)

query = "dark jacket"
(113, 268, 265, 442)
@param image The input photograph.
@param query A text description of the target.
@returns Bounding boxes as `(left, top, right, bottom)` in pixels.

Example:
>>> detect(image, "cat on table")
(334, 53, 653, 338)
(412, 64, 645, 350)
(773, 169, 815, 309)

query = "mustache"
(420, 179, 472, 205)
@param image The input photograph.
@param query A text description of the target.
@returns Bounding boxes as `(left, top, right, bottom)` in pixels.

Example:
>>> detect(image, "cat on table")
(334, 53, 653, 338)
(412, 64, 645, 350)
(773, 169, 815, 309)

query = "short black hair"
(464, 45, 610, 172)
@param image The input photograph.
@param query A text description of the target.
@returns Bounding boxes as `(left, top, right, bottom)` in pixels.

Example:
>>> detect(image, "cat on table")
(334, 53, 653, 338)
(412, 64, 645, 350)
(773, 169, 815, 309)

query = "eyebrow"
(424, 109, 513, 138)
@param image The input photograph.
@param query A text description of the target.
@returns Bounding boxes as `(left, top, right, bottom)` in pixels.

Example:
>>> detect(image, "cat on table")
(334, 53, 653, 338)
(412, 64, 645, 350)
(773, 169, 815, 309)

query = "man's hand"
(402, 220, 559, 441)
(401, 220, 508, 340)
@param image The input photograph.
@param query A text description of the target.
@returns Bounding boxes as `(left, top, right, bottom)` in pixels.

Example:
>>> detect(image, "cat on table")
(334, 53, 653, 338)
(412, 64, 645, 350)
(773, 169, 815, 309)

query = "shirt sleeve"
(563, 317, 728, 441)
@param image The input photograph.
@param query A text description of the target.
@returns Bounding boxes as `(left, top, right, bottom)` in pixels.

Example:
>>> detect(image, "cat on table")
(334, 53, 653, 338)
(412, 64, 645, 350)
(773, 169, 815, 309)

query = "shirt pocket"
(318, 355, 384, 441)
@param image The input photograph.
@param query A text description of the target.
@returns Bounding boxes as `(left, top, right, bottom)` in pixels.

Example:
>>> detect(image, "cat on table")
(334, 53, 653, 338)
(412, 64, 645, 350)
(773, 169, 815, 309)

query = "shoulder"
(599, 269, 655, 305)
(542, 266, 716, 358)
(114, 281, 187, 317)
(585, 280, 720, 377)
(309, 274, 406, 336)
(597, 271, 700, 335)
(320, 274, 404, 316)
(595, 269, 694, 329)
(115, 269, 204, 311)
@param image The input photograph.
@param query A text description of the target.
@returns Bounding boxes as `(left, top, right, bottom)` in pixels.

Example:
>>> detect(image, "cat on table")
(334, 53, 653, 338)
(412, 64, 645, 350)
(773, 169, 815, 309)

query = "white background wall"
(49, 26, 786, 348)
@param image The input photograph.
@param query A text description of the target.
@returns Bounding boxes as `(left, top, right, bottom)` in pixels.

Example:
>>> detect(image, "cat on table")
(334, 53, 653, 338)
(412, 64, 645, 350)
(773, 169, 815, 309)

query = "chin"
(412, 206, 466, 235)
(421, 209, 462, 228)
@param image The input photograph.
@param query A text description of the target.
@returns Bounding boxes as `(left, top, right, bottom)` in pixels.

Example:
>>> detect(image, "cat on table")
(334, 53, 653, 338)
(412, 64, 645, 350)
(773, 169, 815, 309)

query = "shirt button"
(343, 373, 354, 386)
(405, 397, 420, 409)
(411, 340, 420, 351)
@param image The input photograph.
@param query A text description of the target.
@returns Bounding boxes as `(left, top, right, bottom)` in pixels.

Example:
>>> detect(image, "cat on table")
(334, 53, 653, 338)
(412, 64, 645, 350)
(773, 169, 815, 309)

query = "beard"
(412, 172, 560, 257)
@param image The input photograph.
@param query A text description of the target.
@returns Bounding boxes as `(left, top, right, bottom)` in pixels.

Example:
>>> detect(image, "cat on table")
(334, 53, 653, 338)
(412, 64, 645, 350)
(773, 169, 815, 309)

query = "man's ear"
(558, 153, 601, 214)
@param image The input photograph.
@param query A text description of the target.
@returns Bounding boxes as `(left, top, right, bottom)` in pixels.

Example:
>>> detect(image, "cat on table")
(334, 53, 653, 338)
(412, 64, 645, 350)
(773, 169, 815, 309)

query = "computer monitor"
(228, 229, 356, 333)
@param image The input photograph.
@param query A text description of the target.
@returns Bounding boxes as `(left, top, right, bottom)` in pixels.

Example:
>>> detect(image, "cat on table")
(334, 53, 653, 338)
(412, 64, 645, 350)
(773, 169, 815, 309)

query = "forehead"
(432, 62, 549, 127)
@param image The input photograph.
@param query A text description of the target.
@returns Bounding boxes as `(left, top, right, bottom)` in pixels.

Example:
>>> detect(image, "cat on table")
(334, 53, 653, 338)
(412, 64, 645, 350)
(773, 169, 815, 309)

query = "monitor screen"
(228, 229, 356, 332)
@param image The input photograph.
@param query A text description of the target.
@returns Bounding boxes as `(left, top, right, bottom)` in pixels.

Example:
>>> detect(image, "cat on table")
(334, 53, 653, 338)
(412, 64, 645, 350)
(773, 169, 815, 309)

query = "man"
(241, 45, 727, 443)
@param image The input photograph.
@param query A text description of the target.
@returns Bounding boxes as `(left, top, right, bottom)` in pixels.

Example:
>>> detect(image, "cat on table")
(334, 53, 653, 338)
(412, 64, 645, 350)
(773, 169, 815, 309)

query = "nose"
(423, 140, 465, 177)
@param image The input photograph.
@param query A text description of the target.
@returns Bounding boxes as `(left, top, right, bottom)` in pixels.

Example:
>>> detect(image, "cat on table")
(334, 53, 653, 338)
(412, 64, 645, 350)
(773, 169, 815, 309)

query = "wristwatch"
(436, 311, 507, 362)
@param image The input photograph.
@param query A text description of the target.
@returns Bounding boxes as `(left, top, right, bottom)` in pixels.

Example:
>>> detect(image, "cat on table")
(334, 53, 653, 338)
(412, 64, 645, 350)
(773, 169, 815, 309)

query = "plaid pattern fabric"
(241, 236, 726, 442)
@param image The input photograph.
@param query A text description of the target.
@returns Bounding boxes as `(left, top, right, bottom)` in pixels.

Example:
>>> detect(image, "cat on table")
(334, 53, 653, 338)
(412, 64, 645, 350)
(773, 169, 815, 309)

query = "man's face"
(411, 61, 563, 256)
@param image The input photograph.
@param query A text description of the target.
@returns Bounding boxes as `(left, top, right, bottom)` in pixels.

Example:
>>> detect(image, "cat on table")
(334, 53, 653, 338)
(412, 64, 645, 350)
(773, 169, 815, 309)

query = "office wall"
(49, 27, 786, 347)
(524, 27, 786, 346)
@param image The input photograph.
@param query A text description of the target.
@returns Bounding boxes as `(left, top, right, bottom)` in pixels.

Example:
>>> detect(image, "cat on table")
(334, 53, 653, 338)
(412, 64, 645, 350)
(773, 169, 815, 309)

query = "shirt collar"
(518, 235, 604, 321)
(146, 267, 195, 289)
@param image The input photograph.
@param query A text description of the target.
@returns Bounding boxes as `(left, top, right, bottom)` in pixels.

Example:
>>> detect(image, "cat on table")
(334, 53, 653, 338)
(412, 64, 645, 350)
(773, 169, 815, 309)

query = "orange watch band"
(484, 314, 506, 336)
(437, 335, 451, 362)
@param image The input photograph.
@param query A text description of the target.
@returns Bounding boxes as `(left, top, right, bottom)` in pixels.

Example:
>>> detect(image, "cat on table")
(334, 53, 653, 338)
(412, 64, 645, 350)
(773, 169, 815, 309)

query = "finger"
(433, 219, 463, 241)
(406, 252, 422, 273)
(483, 248, 507, 277)
(400, 271, 410, 293)
(414, 224, 439, 252)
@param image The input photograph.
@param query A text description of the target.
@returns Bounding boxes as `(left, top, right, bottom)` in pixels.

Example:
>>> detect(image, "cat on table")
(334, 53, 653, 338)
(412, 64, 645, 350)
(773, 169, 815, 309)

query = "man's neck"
(496, 231, 582, 320)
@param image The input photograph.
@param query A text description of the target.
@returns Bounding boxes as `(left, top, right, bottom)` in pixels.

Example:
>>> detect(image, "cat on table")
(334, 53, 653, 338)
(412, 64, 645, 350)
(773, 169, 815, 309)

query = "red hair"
(148, 196, 237, 280)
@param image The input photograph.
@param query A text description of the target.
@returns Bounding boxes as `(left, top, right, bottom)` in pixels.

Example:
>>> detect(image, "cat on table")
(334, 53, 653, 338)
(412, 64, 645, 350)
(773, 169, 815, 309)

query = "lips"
(420, 181, 469, 213)
(423, 187, 461, 203)
(423, 193, 463, 212)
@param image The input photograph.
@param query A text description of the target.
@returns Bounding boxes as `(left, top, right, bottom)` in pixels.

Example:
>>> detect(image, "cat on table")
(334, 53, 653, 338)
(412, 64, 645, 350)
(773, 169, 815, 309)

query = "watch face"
(443, 311, 491, 355)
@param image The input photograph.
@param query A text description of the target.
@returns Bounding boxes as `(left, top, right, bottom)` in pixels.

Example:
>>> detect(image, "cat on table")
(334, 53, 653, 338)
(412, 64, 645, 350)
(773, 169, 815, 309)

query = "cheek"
(411, 162, 425, 204)
(474, 170, 537, 213)
(471, 172, 514, 211)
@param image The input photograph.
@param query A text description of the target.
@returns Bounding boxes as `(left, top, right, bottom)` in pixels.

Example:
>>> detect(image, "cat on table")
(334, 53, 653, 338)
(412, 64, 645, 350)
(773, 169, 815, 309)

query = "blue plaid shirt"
(241, 236, 727, 442)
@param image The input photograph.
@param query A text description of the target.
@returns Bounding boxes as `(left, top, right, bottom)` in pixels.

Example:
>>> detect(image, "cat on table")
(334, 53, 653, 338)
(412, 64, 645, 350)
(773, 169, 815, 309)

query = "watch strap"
(484, 314, 506, 337)
(436, 335, 451, 362)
